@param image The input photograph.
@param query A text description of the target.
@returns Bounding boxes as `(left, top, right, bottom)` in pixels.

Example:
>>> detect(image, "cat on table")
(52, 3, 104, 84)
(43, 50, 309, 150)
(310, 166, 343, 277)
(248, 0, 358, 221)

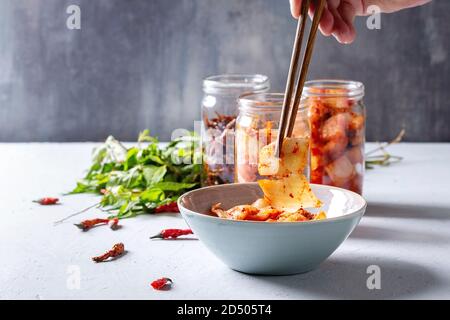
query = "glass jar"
(235, 93, 310, 183)
(202, 74, 270, 185)
(304, 80, 365, 195)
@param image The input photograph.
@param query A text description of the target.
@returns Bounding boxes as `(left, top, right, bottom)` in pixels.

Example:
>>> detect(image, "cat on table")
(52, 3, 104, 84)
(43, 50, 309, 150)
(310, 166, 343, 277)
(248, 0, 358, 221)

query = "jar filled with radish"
(304, 80, 365, 195)
(235, 93, 310, 183)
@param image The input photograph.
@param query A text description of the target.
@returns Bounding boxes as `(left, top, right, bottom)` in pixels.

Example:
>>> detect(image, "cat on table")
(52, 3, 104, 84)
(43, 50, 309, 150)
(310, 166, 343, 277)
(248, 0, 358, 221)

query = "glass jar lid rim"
(203, 74, 270, 93)
(239, 92, 307, 112)
(303, 79, 364, 98)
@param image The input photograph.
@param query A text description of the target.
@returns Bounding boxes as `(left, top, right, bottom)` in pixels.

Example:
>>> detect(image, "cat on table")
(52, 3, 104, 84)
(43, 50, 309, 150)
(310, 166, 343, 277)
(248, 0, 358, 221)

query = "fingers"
(289, 0, 301, 18)
(334, 1, 356, 43)
(292, 0, 332, 35)
(308, 1, 334, 36)
(289, 0, 316, 19)
(319, 9, 334, 36)
(316, 0, 357, 44)
(290, 0, 429, 44)
(290, 0, 357, 44)
(366, 0, 432, 14)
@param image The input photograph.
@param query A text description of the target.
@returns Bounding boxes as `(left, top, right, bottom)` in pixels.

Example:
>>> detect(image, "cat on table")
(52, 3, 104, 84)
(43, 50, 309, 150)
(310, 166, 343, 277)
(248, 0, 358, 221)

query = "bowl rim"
(178, 182, 367, 225)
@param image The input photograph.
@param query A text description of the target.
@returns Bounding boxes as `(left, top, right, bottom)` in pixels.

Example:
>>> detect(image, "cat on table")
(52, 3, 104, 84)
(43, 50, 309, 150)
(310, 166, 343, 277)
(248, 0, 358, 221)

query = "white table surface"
(0, 142, 449, 300)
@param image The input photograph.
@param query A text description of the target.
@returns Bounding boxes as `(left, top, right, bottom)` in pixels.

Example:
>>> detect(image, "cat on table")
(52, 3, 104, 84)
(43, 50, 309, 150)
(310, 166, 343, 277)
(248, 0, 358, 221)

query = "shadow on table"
(253, 256, 441, 299)
(364, 202, 450, 220)
(349, 224, 450, 243)
(349, 202, 450, 243)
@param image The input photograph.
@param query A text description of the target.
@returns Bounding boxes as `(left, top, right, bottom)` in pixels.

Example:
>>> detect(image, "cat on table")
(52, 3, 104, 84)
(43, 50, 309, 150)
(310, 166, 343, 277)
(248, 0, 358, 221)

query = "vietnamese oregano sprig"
(67, 130, 202, 219)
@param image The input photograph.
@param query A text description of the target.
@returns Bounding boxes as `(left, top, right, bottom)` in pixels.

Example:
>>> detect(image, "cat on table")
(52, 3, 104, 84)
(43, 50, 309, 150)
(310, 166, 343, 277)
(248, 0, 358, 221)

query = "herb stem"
(364, 129, 405, 170)
(365, 128, 405, 156)
(53, 202, 100, 225)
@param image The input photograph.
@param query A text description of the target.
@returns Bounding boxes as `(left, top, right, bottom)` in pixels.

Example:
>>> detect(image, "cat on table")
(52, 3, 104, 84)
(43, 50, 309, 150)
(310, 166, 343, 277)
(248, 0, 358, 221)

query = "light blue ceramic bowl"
(178, 183, 366, 275)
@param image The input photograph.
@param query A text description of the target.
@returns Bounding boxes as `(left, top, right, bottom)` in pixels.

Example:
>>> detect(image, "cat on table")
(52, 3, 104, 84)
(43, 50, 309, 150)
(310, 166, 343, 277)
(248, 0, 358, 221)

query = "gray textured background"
(0, 0, 448, 142)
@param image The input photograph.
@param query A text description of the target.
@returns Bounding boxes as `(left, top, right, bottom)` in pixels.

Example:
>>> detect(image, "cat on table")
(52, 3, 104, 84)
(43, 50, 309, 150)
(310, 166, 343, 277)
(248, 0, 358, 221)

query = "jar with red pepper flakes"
(235, 93, 310, 183)
(202, 74, 270, 186)
(304, 80, 366, 195)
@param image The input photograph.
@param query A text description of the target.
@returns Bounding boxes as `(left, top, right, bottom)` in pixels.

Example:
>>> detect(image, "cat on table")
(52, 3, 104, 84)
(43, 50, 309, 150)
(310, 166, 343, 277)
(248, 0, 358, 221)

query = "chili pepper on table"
(154, 202, 179, 213)
(150, 228, 194, 240)
(92, 243, 125, 263)
(151, 277, 173, 290)
(109, 218, 120, 230)
(33, 197, 59, 205)
(74, 218, 120, 231)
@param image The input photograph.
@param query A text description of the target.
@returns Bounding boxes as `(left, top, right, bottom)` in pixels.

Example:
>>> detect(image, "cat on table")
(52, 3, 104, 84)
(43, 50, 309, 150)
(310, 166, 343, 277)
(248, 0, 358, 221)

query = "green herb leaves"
(143, 166, 167, 185)
(70, 130, 202, 218)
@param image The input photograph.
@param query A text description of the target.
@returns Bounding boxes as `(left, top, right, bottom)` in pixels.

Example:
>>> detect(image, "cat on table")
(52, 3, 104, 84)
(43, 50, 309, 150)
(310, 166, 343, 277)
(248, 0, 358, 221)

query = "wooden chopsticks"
(276, 0, 325, 157)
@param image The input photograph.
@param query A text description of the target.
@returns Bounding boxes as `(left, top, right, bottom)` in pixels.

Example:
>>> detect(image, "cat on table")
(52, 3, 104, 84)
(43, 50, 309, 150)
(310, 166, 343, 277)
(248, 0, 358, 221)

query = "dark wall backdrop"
(0, 0, 448, 142)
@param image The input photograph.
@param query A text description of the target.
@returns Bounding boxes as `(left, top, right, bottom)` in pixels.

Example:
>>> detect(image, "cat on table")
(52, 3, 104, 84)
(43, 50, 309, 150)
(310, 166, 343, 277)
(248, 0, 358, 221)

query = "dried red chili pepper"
(33, 197, 59, 205)
(151, 277, 172, 290)
(92, 243, 125, 263)
(109, 218, 120, 230)
(75, 218, 108, 231)
(74, 218, 120, 231)
(154, 202, 179, 213)
(204, 112, 236, 130)
(150, 228, 193, 240)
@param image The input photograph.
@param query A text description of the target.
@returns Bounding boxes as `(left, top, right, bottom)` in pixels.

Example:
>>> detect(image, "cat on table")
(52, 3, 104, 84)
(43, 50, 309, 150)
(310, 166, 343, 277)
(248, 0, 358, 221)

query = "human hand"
(289, 0, 432, 44)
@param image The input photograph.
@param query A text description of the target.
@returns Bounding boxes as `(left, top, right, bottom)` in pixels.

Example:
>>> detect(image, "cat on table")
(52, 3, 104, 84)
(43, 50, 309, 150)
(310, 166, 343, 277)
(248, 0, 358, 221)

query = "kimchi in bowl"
(178, 182, 366, 275)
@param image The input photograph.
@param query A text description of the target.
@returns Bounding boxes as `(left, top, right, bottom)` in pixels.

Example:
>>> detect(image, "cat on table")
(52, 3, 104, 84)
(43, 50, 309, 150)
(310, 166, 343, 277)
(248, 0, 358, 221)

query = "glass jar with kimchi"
(304, 80, 365, 195)
(202, 74, 270, 185)
(235, 93, 310, 183)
